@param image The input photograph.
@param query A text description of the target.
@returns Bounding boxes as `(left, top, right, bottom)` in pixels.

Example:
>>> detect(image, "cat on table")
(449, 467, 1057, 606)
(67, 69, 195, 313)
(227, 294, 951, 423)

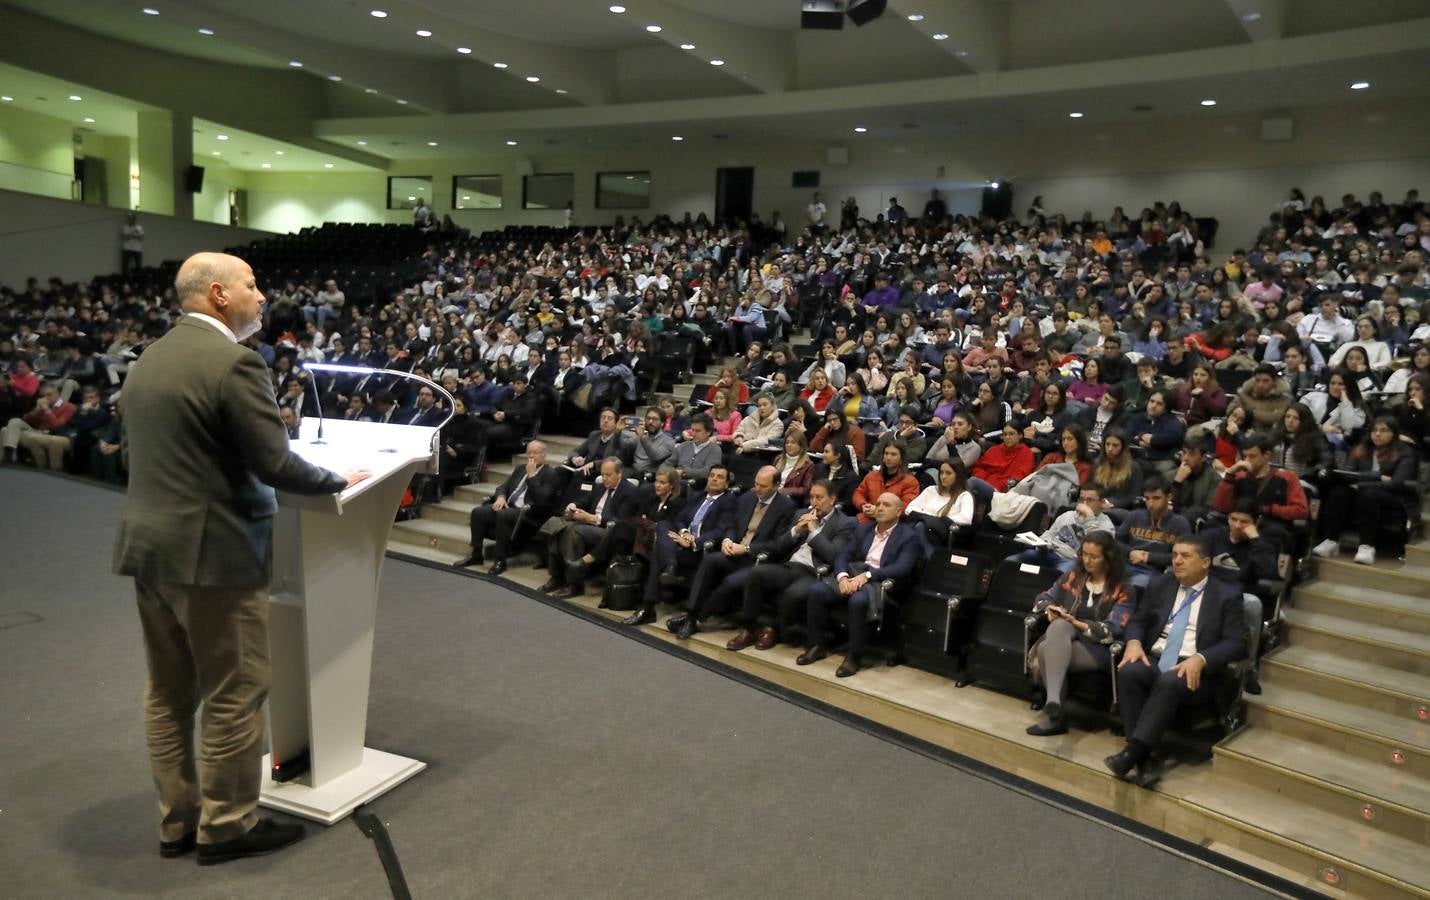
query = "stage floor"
(0, 468, 1278, 898)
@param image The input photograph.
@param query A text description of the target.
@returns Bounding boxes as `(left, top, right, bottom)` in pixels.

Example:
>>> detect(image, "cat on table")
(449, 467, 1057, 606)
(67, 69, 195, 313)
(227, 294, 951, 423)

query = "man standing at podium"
(114, 252, 369, 866)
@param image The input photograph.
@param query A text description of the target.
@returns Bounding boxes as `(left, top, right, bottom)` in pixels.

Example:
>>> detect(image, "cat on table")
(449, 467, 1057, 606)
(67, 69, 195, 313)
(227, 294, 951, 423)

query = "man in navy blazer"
(666, 466, 797, 639)
(625, 466, 736, 625)
(799, 492, 923, 677)
(1106, 534, 1247, 785)
(394, 384, 445, 427)
(545, 458, 639, 597)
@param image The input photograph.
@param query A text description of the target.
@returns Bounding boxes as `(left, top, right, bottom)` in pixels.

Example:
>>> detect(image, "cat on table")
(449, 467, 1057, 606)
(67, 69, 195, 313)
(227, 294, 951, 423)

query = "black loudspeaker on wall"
(184, 165, 206, 193)
(980, 181, 1013, 219)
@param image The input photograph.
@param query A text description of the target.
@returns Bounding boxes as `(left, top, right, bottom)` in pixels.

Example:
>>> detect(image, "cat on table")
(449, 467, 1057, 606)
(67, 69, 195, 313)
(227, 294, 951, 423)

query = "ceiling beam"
(1224, 0, 1285, 41)
(887, 0, 1006, 73)
(610, 1, 795, 94)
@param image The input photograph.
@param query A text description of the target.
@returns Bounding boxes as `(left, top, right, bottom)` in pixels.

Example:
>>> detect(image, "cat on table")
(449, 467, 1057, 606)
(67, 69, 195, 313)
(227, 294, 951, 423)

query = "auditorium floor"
(1, 467, 1280, 899)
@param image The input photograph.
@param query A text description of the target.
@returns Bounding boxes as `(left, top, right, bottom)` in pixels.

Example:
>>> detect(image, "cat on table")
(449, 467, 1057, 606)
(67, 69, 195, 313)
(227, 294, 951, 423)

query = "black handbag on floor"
(601, 555, 647, 611)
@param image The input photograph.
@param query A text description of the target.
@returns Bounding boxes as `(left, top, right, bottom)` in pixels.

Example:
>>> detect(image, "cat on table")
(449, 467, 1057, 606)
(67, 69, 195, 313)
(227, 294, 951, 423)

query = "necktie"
(594, 488, 612, 521)
(1159, 586, 1202, 671)
(741, 501, 769, 546)
(508, 473, 530, 508)
(689, 496, 715, 536)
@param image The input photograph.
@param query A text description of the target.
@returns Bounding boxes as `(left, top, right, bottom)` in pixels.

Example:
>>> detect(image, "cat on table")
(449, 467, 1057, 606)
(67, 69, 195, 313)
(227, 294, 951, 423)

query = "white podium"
(257, 416, 437, 824)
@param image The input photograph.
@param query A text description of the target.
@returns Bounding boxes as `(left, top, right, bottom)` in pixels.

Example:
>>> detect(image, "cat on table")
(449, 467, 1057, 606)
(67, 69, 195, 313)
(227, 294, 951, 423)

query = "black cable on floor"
(353, 806, 413, 900)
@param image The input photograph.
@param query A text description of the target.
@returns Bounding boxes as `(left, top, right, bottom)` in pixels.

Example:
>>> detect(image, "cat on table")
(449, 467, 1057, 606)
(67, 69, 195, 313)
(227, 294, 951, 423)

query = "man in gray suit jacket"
(114, 252, 367, 865)
(726, 479, 855, 651)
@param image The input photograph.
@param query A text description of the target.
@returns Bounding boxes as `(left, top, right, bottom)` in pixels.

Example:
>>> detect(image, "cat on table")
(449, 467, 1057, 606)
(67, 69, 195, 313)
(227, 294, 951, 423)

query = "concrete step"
(1281, 609, 1430, 679)
(454, 482, 499, 503)
(419, 497, 476, 528)
(390, 517, 470, 556)
(1261, 645, 1430, 717)
(387, 541, 465, 567)
(1245, 682, 1430, 770)
(1409, 542, 1430, 566)
(1216, 729, 1430, 846)
(1293, 580, 1430, 637)
(1316, 556, 1430, 597)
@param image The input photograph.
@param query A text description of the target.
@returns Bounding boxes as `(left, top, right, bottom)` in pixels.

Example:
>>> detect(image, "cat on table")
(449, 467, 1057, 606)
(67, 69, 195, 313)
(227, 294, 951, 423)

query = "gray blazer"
(113, 316, 346, 588)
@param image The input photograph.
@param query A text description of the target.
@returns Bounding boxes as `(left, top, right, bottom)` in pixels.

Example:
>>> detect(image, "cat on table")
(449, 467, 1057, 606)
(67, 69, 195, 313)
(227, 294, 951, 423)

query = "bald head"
(873, 492, 904, 526)
(176, 252, 264, 340)
(753, 465, 778, 500)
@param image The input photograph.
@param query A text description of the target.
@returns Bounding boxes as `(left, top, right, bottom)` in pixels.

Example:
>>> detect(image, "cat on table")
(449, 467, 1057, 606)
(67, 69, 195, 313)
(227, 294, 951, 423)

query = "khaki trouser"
(18, 431, 69, 469)
(135, 579, 270, 844)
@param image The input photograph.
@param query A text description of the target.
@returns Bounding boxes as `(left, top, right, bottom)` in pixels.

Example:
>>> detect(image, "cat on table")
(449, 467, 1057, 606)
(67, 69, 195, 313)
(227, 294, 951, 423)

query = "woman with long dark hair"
(906, 460, 975, 543)
(1313, 416, 1419, 565)
(1270, 402, 1330, 479)
(1026, 531, 1137, 736)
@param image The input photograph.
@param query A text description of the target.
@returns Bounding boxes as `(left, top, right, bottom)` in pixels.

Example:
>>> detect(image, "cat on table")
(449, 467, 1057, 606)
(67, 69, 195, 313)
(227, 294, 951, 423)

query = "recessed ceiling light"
(211, 150, 220, 156)
(955, 50, 968, 57)
(427, 141, 438, 146)
(407, 195, 417, 201)
(462, 195, 471, 200)
(525, 75, 540, 82)
(679, 43, 695, 50)
(216, 134, 229, 141)
(364, 88, 377, 94)
(324, 163, 334, 168)
(907, 13, 924, 21)
(456, 46, 472, 54)
(370, 9, 387, 17)
(1068, 112, 1084, 118)
(0, 96, 11, 102)
(990, 181, 1000, 189)
(554, 88, 568, 94)
(609, 4, 626, 12)
(356, 140, 368, 145)
(1350, 80, 1370, 90)
(396, 98, 408, 104)
(1200, 98, 1217, 106)
(710, 59, 724, 66)
(198, 27, 214, 35)
(506, 140, 518, 146)
(261, 163, 272, 168)
(853, 126, 867, 133)
(415, 29, 432, 37)
(289, 60, 303, 68)
(68, 94, 82, 101)
(274, 150, 285, 155)
(493, 62, 508, 68)
(671, 135, 683, 141)
(932, 32, 948, 40)
(1241, 11, 1262, 21)
(328, 74, 342, 81)
(142, 7, 159, 15)
(645, 24, 662, 33)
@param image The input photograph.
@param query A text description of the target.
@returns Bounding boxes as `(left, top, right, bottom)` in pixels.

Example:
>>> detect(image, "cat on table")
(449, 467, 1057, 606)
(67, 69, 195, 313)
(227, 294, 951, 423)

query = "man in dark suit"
(545, 457, 639, 597)
(453, 440, 564, 575)
(666, 465, 797, 640)
(568, 407, 636, 479)
(395, 384, 445, 427)
(113, 252, 366, 865)
(1105, 534, 1247, 785)
(622, 465, 735, 626)
(799, 492, 923, 677)
(728, 479, 854, 651)
(477, 373, 541, 449)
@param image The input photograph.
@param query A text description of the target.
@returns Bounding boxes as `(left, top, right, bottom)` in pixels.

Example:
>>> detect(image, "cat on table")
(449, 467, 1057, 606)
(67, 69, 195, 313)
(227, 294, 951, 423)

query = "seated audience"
(455, 441, 563, 573)
(905, 459, 976, 544)
(1213, 432, 1309, 553)
(1313, 416, 1419, 565)
(852, 441, 921, 522)
(1116, 476, 1191, 586)
(971, 423, 1035, 491)
(543, 458, 639, 597)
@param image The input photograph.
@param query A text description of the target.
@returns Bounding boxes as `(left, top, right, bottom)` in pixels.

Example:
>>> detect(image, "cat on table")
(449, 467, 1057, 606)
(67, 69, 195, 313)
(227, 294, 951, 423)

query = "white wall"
(243, 99, 1429, 249)
(0, 189, 273, 287)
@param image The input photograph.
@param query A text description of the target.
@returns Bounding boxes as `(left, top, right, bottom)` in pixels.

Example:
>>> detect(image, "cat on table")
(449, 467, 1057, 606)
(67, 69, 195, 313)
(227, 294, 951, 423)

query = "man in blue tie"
(1105, 535, 1247, 785)
(623, 466, 735, 626)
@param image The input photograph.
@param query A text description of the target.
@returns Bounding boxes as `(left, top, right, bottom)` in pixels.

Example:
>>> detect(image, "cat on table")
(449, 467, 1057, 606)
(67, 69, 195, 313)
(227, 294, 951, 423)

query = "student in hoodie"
(1124, 390, 1186, 480)
(1115, 475, 1190, 587)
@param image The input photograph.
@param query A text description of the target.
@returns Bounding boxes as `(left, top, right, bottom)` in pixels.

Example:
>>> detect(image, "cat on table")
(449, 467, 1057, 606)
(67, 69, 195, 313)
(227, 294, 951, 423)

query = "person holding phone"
(1025, 531, 1137, 736)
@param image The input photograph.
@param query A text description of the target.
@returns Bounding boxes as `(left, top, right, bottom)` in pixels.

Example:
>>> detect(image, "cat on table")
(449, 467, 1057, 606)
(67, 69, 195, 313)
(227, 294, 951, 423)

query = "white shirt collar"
(186, 312, 238, 343)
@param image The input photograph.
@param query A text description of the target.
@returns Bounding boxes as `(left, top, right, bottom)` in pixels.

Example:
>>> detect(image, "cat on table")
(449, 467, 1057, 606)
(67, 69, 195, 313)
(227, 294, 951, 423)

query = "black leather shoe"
(658, 568, 681, 587)
(796, 645, 829, 666)
(1135, 755, 1165, 788)
(1026, 719, 1069, 737)
(621, 608, 656, 626)
(550, 584, 583, 599)
(675, 616, 698, 640)
(1042, 700, 1063, 722)
(1103, 749, 1137, 780)
(835, 655, 861, 678)
(665, 614, 688, 634)
(487, 560, 508, 576)
(159, 832, 196, 858)
(196, 818, 305, 866)
(452, 554, 481, 568)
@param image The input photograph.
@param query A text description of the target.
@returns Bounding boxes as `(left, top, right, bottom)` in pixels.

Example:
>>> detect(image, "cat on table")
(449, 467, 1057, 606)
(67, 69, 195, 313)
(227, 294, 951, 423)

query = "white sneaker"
(1354, 544, 1376, 565)
(1312, 539, 1339, 558)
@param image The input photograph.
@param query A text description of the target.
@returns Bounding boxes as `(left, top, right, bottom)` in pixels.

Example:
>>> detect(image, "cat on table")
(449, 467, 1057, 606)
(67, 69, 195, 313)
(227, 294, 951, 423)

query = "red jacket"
(973, 442, 1035, 490)
(852, 467, 921, 522)
(1213, 467, 1309, 523)
(24, 399, 76, 433)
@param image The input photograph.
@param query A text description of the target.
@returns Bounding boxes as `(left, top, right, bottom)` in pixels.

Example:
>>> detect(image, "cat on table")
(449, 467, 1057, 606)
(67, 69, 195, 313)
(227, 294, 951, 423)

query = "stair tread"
(1248, 682, 1430, 751)
(1319, 556, 1430, 584)
(424, 498, 477, 514)
(1284, 608, 1430, 656)
(1297, 580, 1430, 622)
(1221, 729, 1430, 817)
(392, 518, 469, 540)
(1267, 646, 1430, 702)
(1177, 779, 1430, 890)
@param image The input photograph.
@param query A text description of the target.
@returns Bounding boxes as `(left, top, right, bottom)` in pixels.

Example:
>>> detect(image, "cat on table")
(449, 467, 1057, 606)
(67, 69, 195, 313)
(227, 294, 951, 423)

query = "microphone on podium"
(302, 363, 458, 452)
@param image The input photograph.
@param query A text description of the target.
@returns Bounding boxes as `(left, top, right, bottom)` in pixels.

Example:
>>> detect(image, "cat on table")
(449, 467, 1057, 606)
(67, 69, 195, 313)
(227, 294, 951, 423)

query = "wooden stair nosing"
(1245, 683, 1430, 754)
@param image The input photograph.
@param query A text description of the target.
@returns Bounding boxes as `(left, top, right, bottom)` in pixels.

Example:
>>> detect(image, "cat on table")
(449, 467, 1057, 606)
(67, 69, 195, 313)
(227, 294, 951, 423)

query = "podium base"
(259, 749, 426, 825)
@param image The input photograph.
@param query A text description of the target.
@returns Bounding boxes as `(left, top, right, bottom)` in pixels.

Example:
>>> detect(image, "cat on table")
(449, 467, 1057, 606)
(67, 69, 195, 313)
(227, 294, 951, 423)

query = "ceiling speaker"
(802, 1, 845, 30)
(846, 0, 886, 26)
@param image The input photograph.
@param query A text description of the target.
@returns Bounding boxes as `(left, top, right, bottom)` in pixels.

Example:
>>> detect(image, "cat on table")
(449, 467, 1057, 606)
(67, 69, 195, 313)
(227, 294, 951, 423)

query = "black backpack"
(601, 555, 647, 611)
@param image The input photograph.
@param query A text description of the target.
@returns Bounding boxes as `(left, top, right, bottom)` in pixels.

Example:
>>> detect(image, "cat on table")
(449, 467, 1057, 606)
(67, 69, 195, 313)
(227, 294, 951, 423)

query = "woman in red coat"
(973, 423, 1035, 491)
